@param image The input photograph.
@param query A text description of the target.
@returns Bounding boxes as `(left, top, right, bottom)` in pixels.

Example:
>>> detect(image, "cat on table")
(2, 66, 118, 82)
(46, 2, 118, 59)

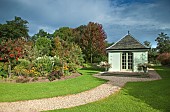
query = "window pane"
(128, 52, 133, 69)
(122, 52, 133, 70)
(122, 53, 126, 69)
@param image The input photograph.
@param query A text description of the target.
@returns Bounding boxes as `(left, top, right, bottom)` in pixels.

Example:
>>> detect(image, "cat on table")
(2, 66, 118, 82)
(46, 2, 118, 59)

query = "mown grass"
(47, 66, 170, 112)
(125, 66, 170, 112)
(0, 67, 106, 102)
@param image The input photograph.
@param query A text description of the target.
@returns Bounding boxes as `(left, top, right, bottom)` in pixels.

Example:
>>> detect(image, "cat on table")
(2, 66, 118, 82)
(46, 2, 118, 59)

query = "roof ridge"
(106, 33, 128, 50)
(128, 33, 148, 48)
(107, 33, 149, 50)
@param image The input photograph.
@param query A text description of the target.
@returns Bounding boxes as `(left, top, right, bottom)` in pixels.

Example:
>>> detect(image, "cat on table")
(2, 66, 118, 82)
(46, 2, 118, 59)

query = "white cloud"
(105, 1, 170, 29)
(100, 0, 170, 47)
(13, 0, 170, 31)
(1, 0, 170, 47)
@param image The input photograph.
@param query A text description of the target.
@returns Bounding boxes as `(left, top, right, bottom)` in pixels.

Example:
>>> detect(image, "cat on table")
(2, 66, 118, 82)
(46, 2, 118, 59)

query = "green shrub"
(12, 59, 31, 76)
(0, 70, 8, 78)
(53, 56, 62, 67)
(13, 65, 24, 76)
(68, 63, 77, 72)
(34, 55, 61, 74)
(18, 59, 31, 69)
(0, 62, 8, 78)
(35, 37, 52, 56)
(92, 55, 107, 63)
(12, 65, 30, 77)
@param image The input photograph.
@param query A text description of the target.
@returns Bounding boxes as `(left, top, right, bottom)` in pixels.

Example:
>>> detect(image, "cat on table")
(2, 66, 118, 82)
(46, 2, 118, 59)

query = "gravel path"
(0, 84, 120, 112)
(0, 68, 161, 112)
(94, 68, 161, 87)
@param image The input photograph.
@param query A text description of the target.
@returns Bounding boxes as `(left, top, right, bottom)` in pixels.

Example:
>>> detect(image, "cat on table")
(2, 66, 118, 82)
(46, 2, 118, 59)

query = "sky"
(0, 0, 170, 47)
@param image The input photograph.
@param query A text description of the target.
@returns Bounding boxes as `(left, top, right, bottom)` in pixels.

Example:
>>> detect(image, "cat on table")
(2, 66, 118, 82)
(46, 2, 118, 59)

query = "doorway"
(121, 52, 133, 71)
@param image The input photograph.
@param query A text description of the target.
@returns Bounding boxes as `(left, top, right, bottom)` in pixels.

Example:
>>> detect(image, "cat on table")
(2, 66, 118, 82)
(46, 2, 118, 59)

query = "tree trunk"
(90, 53, 93, 64)
(61, 47, 64, 75)
(62, 60, 64, 75)
(8, 60, 11, 78)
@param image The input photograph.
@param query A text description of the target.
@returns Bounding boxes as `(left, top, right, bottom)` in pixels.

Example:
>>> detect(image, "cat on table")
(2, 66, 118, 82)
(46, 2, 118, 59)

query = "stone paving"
(94, 68, 161, 87)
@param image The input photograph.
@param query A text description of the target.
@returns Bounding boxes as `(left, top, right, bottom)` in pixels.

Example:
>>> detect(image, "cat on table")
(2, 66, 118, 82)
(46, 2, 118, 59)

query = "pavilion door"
(121, 52, 133, 71)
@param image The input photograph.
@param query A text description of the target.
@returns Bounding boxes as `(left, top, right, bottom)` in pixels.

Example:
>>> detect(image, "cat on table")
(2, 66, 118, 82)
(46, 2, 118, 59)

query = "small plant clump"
(137, 63, 150, 73)
(31, 77, 38, 82)
(16, 76, 30, 83)
(98, 61, 111, 71)
(47, 70, 63, 81)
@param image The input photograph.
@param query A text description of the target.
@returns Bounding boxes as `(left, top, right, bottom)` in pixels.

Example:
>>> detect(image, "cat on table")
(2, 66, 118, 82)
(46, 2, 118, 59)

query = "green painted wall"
(108, 51, 148, 72)
(133, 52, 148, 72)
(108, 52, 121, 71)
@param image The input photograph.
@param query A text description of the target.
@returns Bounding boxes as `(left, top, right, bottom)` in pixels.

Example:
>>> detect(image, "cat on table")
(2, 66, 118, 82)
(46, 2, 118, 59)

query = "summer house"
(106, 32, 149, 72)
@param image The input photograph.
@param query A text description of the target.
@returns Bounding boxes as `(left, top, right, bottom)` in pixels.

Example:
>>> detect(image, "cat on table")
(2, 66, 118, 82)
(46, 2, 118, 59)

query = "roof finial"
(128, 30, 130, 35)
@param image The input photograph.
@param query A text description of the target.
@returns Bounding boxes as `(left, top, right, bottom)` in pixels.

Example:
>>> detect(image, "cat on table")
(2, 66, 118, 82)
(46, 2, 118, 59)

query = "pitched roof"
(107, 34, 148, 50)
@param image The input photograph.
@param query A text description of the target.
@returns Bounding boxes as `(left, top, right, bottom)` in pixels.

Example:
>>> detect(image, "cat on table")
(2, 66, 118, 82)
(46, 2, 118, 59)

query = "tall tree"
(155, 32, 170, 53)
(143, 41, 158, 63)
(0, 16, 29, 39)
(74, 25, 87, 44)
(80, 22, 107, 63)
(31, 29, 52, 41)
(105, 41, 114, 48)
(53, 27, 75, 42)
(143, 41, 151, 48)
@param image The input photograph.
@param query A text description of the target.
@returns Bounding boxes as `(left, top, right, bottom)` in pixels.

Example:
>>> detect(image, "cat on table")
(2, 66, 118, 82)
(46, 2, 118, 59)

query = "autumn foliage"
(0, 38, 25, 62)
(157, 53, 170, 66)
(77, 22, 107, 63)
(0, 17, 108, 81)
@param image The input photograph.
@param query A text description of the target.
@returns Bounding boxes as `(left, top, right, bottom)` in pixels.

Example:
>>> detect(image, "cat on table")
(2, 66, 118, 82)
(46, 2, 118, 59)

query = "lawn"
(0, 67, 106, 102)
(47, 66, 170, 112)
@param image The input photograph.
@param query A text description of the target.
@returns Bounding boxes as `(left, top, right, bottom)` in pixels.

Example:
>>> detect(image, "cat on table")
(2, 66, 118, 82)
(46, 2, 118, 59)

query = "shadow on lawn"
(78, 67, 107, 83)
(80, 67, 105, 71)
(79, 67, 105, 76)
(101, 73, 149, 78)
(125, 66, 170, 112)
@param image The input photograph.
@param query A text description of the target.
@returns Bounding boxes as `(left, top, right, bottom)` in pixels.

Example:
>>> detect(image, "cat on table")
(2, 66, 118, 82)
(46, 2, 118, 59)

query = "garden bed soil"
(0, 72, 82, 83)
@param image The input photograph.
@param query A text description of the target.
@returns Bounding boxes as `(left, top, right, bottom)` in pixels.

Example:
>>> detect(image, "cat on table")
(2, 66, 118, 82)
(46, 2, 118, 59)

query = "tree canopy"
(1, 16, 170, 80)
(31, 29, 52, 41)
(143, 41, 151, 48)
(155, 32, 170, 53)
(143, 41, 158, 63)
(0, 16, 29, 39)
(78, 22, 107, 63)
(3, 16, 170, 65)
(52, 23, 107, 63)
(53, 27, 75, 42)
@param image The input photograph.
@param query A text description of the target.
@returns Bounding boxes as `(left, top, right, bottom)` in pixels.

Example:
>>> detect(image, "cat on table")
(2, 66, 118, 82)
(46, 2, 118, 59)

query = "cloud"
(106, 0, 170, 29)
(0, 0, 170, 47)
(7, 0, 112, 34)
(15, 0, 111, 27)
(102, 0, 170, 46)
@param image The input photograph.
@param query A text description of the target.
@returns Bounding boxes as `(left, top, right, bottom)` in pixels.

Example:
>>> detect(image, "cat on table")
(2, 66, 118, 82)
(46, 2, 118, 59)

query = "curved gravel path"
(0, 68, 161, 112)
(94, 68, 161, 87)
(0, 83, 120, 112)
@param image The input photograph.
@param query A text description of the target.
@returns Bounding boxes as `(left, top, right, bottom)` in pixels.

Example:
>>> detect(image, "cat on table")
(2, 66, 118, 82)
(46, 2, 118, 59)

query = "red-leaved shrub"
(157, 53, 170, 66)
